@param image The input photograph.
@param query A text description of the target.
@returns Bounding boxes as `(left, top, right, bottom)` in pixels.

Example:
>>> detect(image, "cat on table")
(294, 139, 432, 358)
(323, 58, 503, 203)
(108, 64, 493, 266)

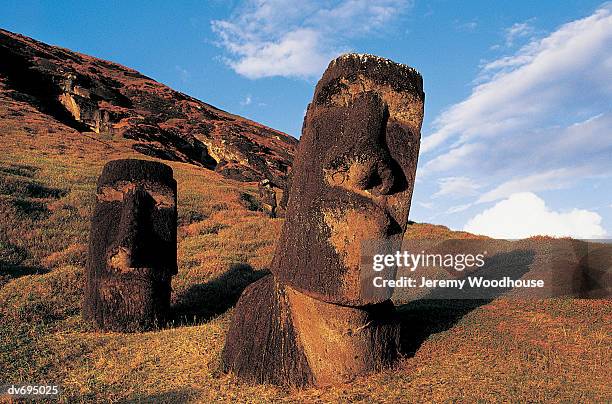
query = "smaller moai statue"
(258, 178, 278, 218)
(83, 159, 177, 332)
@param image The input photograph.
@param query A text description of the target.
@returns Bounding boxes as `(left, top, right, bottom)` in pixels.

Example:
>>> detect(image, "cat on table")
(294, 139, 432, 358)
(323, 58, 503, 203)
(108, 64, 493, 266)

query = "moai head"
(271, 54, 424, 306)
(258, 179, 278, 218)
(84, 159, 177, 331)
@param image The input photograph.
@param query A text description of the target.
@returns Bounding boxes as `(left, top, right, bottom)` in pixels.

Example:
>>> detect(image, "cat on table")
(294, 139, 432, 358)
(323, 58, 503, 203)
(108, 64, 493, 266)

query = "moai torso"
(258, 179, 278, 218)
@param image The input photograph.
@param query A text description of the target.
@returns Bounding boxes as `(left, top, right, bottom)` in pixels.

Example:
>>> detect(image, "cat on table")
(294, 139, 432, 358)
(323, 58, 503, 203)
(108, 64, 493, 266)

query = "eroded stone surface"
(271, 54, 424, 306)
(285, 286, 399, 386)
(222, 275, 315, 386)
(223, 54, 423, 386)
(83, 158, 177, 332)
(258, 179, 278, 218)
(222, 275, 398, 386)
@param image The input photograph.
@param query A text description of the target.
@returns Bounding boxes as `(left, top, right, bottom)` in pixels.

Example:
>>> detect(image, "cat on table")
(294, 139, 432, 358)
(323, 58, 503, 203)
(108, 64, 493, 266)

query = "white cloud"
(224, 28, 332, 79)
(464, 192, 606, 239)
(417, 4, 612, 231)
(504, 20, 535, 47)
(418, 201, 434, 209)
(456, 20, 478, 32)
(211, 0, 412, 79)
(548, 112, 612, 160)
(422, 110, 612, 180)
(433, 176, 481, 199)
(240, 94, 252, 106)
(421, 4, 612, 154)
(421, 143, 484, 174)
(446, 203, 472, 214)
(476, 168, 576, 203)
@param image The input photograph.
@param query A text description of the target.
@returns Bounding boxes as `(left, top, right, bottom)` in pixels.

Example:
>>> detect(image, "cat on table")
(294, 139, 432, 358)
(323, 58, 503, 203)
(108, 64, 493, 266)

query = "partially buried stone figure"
(222, 54, 424, 386)
(83, 159, 177, 332)
(258, 178, 278, 218)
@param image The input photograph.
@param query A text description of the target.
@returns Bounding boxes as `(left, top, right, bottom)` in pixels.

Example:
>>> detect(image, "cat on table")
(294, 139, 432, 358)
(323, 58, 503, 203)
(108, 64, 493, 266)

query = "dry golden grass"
(0, 115, 610, 402)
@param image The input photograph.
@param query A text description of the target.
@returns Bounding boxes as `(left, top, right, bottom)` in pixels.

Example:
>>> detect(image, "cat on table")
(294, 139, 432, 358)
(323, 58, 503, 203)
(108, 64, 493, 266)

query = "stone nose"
(112, 186, 154, 267)
(346, 157, 396, 196)
(337, 91, 404, 196)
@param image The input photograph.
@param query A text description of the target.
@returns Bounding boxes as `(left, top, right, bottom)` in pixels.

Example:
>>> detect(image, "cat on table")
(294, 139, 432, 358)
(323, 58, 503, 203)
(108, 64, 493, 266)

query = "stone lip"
(98, 159, 176, 189)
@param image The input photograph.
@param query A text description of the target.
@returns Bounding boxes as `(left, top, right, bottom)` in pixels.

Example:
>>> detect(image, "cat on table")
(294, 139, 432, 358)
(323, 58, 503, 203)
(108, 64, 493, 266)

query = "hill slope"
(0, 28, 297, 186)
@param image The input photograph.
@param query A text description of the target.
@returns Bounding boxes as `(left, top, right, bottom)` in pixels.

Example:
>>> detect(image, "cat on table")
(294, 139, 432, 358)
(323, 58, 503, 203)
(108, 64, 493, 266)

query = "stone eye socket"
(324, 157, 352, 186)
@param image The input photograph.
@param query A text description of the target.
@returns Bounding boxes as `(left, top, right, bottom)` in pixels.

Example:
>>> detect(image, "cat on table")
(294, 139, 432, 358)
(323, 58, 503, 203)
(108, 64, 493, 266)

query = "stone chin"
(321, 206, 398, 303)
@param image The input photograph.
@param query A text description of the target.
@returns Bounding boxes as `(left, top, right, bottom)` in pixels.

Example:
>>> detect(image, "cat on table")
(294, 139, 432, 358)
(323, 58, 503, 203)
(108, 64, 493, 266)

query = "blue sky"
(2, 1, 611, 238)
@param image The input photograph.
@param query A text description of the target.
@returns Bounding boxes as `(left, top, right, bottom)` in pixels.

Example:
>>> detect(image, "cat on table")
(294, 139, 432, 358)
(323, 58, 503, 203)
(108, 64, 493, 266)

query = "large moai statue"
(83, 159, 178, 332)
(223, 54, 424, 386)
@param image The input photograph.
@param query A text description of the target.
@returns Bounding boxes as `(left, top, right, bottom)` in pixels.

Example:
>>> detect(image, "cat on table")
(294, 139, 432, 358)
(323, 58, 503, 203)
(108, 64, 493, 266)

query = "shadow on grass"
(0, 165, 67, 200)
(0, 164, 69, 221)
(0, 260, 49, 288)
(0, 164, 37, 178)
(0, 239, 48, 287)
(171, 263, 269, 326)
(11, 198, 51, 220)
(396, 249, 535, 357)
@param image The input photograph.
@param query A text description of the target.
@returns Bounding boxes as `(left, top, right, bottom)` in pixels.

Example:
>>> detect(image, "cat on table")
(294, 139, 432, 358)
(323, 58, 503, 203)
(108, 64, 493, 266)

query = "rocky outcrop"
(222, 54, 424, 386)
(258, 179, 278, 218)
(57, 72, 124, 134)
(0, 29, 297, 186)
(83, 159, 177, 332)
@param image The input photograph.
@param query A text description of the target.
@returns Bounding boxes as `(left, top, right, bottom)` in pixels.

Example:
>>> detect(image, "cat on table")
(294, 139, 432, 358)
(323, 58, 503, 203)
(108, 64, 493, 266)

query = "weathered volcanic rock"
(223, 53, 424, 386)
(0, 29, 297, 187)
(83, 159, 177, 332)
(222, 276, 315, 386)
(223, 275, 399, 386)
(258, 179, 278, 218)
(272, 53, 424, 306)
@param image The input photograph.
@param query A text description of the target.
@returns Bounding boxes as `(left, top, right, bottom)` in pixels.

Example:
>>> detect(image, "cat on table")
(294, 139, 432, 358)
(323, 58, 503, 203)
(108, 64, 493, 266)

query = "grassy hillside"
(0, 121, 610, 402)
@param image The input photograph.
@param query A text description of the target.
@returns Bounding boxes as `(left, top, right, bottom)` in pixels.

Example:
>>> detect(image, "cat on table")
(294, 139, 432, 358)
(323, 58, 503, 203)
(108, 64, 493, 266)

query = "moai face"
(271, 54, 424, 306)
(84, 159, 177, 331)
